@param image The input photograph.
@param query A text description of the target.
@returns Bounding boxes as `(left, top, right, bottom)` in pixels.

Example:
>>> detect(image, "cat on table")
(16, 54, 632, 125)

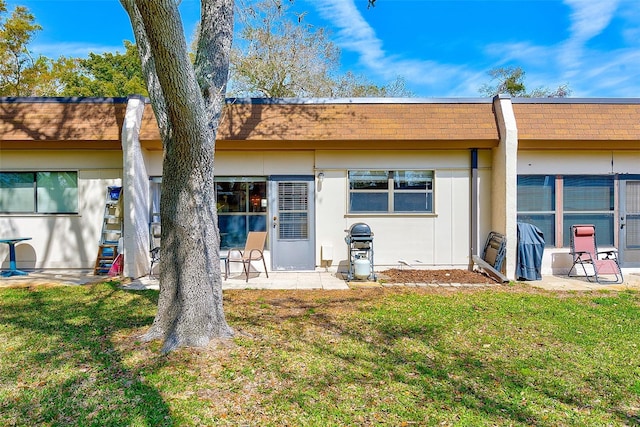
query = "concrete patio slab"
(526, 271, 640, 292)
(2, 268, 640, 292)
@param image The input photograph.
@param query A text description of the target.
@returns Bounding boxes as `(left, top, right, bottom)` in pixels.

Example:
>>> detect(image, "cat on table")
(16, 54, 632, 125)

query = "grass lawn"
(0, 282, 639, 426)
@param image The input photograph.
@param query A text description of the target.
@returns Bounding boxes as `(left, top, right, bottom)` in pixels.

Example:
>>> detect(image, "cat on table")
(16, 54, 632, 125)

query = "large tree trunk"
(120, 0, 234, 353)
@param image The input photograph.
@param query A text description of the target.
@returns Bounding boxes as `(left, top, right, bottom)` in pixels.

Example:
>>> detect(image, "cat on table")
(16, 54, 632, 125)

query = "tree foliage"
(0, 1, 48, 96)
(58, 41, 148, 97)
(229, 0, 411, 98)
(2, 0, 406, 99)
(333, 73, 412, 98)
(479, 66, 570, 98)
(229, 0, 339, 97)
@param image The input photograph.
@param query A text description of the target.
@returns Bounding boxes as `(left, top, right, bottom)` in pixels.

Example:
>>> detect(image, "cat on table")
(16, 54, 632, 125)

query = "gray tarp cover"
(516, 222, 545, 281)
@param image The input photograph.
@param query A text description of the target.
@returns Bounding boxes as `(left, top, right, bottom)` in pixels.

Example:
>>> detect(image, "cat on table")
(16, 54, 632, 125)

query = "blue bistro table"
(0, 237, 32, 277)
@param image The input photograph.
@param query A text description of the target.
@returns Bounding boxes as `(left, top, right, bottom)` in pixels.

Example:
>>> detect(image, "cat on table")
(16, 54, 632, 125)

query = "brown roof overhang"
(513, 98, 640, 150)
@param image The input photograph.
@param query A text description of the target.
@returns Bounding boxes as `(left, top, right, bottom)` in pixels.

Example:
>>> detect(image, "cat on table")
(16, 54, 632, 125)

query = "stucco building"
(1, 95, 639, 280)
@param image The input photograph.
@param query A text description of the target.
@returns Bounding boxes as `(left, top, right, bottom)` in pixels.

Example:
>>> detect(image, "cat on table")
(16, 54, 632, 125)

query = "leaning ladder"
(93, 186, 123, 275)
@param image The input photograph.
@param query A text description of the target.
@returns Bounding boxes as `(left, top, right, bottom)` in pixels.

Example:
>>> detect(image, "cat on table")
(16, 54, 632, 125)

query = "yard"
(0, 281, 638, 426)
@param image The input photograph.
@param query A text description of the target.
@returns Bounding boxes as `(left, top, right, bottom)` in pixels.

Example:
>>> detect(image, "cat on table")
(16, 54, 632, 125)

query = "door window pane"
(279, 212, 308, 239)
(278, 182, 309, 240)
(625, 182, 640, 248)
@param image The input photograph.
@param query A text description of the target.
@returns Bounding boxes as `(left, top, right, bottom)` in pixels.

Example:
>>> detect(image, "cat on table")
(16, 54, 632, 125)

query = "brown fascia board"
(0, 140, 122, 150)
(214, 139, 498, 150)
(518, 140, 640, 150)
(140, 139, 498, 152)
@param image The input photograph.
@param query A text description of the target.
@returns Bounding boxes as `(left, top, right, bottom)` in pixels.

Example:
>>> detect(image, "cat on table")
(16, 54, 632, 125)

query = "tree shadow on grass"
(0, 284, 171, 426)
(225, 290, 639, 426)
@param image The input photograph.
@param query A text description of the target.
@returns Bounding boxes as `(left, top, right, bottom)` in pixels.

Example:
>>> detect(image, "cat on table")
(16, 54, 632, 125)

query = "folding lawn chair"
(568, 224, 623, 284)
(149, 246, 160, 278)
(227, 231, 269, 282)
(472, 231, 509, 283)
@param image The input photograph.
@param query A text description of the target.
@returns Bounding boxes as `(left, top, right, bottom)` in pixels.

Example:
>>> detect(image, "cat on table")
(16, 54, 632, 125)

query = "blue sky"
(6, 0, 640, 97)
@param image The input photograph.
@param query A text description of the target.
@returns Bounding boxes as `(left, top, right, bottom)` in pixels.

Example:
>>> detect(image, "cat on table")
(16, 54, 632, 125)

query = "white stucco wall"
(141, 148, 492, 273)
(0, 151, 122, 270)
(140, 149, 316, 273)
(518, 150, 639, 175)
(315, 150, 492, 271)
(144, 150, 316, 177)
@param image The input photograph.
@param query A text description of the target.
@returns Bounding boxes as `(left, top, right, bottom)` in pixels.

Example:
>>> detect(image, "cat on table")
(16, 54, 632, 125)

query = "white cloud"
(569, 48, 640, 96)
(564, 0, 619, 43)
(309, 0, 640, 97)
(479, 1, 640, 97)
(312, 0, 385, 67)
(310, 0, 476, 96)
(560, 1, 620, 70)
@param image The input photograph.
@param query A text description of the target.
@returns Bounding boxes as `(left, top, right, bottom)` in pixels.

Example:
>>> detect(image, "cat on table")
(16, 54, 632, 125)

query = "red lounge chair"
(568, 224, 623, 284)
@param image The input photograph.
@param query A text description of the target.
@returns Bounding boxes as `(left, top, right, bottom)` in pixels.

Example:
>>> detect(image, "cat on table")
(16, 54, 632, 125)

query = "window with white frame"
(348, 170, 434, 213)
(517, 175, 615, 247)
(0, 171, 78, 214)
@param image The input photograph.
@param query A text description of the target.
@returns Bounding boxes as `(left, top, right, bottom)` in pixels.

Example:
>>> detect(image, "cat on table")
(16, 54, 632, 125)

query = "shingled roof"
(0, 97, 126, 150)
(513, 99, 640, 150)
(139, 99, 500, 151)
(2, 97, 640, 152)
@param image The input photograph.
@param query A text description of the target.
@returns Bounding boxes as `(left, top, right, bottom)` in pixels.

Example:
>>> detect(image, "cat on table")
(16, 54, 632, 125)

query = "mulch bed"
(377, 268, 498, 284)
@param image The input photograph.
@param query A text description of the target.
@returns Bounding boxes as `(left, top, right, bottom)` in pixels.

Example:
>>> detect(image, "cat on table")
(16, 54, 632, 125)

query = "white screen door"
(620, 178, 640, 267)
(269, 177, 315, 270)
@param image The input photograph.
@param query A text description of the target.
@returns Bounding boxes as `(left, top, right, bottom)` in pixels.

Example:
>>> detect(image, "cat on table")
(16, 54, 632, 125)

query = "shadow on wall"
(551, 252, 574, 275)
(1, 242, 37, 270)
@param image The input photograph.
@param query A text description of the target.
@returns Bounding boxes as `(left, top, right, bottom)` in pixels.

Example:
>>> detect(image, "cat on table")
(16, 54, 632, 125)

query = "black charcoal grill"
(345, 223, 376, 281)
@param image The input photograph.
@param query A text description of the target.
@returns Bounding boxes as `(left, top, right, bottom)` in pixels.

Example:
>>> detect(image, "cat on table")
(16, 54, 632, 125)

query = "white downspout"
(492, 94, 518, 280)
(121, 95, 149, 278)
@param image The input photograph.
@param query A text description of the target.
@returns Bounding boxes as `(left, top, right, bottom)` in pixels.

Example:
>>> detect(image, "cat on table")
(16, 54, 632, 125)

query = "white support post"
(492, 94, 519, 280)
(121, 96, 149, 278)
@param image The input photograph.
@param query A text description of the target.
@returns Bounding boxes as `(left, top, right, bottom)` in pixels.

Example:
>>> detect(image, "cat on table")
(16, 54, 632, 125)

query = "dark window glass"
(349, 170, 434, 214)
